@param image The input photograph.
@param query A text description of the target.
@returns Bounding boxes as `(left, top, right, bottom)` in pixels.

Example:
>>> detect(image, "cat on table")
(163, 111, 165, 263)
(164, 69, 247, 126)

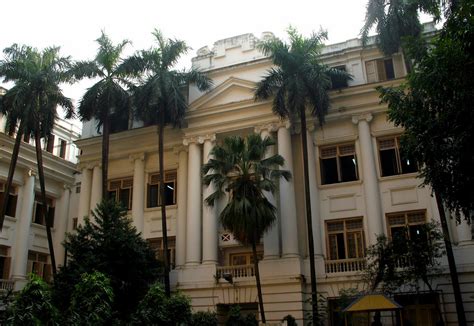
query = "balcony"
(216, 264, 255, 280)
(325, 258, 366, 274)
(0, 279, 14, 292)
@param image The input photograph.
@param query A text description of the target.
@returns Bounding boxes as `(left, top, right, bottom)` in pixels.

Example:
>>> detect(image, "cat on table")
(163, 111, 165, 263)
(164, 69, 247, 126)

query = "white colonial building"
(0, 108, 81, 291)
(75, 26, 474, 325)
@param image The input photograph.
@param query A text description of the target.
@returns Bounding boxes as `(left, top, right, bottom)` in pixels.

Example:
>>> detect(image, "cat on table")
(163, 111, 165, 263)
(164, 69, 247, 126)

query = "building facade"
(0, 110, 81, 291)
(76, 28, 474, 325)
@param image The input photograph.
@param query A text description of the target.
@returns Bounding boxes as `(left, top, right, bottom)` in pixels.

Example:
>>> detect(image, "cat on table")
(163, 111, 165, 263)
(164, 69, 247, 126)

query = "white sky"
(0, 0, 431, 124)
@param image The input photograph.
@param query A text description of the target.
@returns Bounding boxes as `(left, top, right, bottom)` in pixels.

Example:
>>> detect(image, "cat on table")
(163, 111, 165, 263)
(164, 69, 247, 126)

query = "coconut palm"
(360, 0, 442, 69)
(254, 28, 351, 324)
(203, 135, 290, 323)
(72, 32, 132, 200)
(122, 29, 212, 297)
(0, 44, 75, 276)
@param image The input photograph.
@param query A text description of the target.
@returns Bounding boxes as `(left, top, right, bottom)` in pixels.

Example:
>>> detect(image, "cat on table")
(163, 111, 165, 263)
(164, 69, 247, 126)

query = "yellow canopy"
(343, 294, 402, 312)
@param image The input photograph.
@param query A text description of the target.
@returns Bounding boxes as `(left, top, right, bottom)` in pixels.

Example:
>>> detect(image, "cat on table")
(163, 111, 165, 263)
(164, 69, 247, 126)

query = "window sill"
(378, 172, 419, 182)
(144, 204, 177, 213)
(319, 179, 362, 190)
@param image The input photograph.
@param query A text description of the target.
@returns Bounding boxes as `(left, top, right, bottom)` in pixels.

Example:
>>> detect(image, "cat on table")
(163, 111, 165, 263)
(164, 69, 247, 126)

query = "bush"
(132, 282, 192, 325)
(5, 274, 58, 325)
(225, 306, 258, 326)
(191, 311, 218, 326)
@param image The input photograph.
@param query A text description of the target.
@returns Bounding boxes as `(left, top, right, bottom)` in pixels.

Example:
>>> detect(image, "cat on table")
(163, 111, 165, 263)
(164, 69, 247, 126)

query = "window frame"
(26, 251, 52, 282)
(319, 143, 359, 185)
(146, 170, 177, 208)
(365, 57, 395, 83)
(326, 217, 365, 261)
(0, 182, 18, 218)
(377, 136, 417, 177)
(59, 139, 67, 159)
(147, 237, 176, 270)
(32, 194, 55, 227)
(107, 177, 133, 210)
(386, 210, 427, 241)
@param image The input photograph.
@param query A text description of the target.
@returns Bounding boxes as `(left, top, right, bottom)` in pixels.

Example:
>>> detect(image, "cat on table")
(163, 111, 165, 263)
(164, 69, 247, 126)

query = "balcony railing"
(216, 264, 255, 279)
(325, 258, 366, 274)
(0, 279, 14, 291)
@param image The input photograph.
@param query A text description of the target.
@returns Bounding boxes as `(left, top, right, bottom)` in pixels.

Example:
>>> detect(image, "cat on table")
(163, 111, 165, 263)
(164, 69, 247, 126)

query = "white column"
(352, 113, 384, 244)
(77, 167, 92, 224)
(307, 129, 323, 256)
(131, 154, 145, 233)
(89, 164, 102, 213)
(185, 139, 202, 265)
(12, 170, 35, 288)
(53, 186, 71, 267)
(175, 147, 188, 267)
(457, 218, 473, 244)
(277, 124, 300, 257)
(257, 125, 280, 259)
(202, 135, 218, 264)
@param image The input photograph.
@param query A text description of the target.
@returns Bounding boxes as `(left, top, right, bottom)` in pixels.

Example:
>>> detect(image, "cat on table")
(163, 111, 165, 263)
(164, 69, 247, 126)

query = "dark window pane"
(340, 155, 358, 182)
(164, 182, 175, 205)
(108, 190, 117, 202)
(400, 153, 417, 174)
(148, 184, 159, 208)
(47, 207, 55, 228)
(391, 227, 407, 243)
(321, 158, 339, 184)
(6, 194, 17, 217)
(330, 66, 348, 89)
(46, 134, 54, 153)
(34, 204, 44, 224)
(336, 233, 346, 259)
(119, 188, 130, 210)
(59, 140, 67, 159)
(380, 149, 398, 176)
(409, 225, 426, 242)
(384, 59, 395, 80)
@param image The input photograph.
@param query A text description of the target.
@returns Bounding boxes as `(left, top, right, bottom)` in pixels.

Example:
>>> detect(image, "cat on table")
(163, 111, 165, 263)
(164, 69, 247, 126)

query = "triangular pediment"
(190, 77, 257, 110)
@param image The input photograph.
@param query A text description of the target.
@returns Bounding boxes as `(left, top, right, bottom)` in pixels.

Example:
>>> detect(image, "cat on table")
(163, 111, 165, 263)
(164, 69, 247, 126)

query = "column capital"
(129, 152, 145, 163)
(173, 145, 188, 155)
(183, 133, 216, 146)
(254, 121, 280, 134)
(26, 169, 37, 178)
(352, 112, 373, 125)
(79, 161, 101, 170)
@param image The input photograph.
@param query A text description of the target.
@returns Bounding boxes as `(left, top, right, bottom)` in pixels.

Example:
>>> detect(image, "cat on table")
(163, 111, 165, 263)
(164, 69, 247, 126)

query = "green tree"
(360, 0, 442, 70)
(131, 282, 192, 325)
(191, 311, 218, 326)
(0, 45, 75, 275)
(203, 135, 290, 323)
(73, 32, 132, 201)
(6, 274, 59, 325)
(378, 3, 472, 323)
(53, 199, 160, 321)
(67, 271, 114, 326)
(123, 29, 212, 296)
(254, 28, 350, 324)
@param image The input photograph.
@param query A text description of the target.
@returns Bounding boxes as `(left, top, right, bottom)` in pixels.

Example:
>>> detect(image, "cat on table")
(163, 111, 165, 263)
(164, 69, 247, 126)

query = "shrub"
(191, 311, 218, 326)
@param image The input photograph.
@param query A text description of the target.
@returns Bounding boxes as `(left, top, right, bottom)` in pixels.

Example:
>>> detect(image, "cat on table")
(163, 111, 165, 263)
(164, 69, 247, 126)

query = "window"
(147, 171, 177, 208)
(33, 195, 55, 227)
(72, 217, 78, 230)
(0, 183, 18, 218)
(59, 139, 67, 159)
(27, 251, 52, 282)
(378, 136, 417, 177)
(326, 218, 365, 260)
(0, 246, 11, 279)
(45, 134, 55, 153)
(320, 144, 358, 184)
(229, 252, 263, 266)
(365, 58, 395, 83)
(330, 65, 348, 89)
(387, 210, 426, 242)
(23, 133, 30, 143)
(148, 237, 176, 269)
(75, 182, 81, 194)
(108, 178, 133, 210)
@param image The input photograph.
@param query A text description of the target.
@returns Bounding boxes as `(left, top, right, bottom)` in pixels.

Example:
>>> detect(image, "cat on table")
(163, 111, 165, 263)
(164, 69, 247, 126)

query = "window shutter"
(26, 260, 33, 274)
(376, 59, 387, 81)
(48, 207, 55, 228)
(2, 257, 11, 279)
(43, 264, 52, 282)
(365, 60, 378, 83)
(320, 146, 337, 158)
(122, 178, 133, 188)
(150, 173, 160, 185)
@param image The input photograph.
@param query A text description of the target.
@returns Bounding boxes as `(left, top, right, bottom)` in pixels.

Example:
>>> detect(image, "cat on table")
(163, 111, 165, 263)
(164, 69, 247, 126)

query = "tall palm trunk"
(34, 127, 57, 276)
(435, 192, 466, 325)
(252, 233, 266, 323)
(300, 106, 318, 325)
(0, 120, 25, 231)
(101, 109, 110, 201)
(158, 107, 171, 297)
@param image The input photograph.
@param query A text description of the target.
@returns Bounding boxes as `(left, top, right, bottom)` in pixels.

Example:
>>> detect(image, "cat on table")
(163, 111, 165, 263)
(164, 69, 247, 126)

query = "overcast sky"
(0, 0, 430, 124)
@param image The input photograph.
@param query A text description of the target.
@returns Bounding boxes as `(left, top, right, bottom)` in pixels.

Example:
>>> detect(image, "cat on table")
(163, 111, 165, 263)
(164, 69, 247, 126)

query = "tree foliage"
(379, 1, 474, 220)
(53, 199, 161, 321)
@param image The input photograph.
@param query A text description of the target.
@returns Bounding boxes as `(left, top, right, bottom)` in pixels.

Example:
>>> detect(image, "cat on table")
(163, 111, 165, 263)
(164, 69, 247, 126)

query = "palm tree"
(360, 0, 442, 69)
(73, 32, 132, 201)
(123, 30, 212, 297)
(0, 45, 75, 276)
(203, 135, 290, 323)
(254, 28, 350, 324)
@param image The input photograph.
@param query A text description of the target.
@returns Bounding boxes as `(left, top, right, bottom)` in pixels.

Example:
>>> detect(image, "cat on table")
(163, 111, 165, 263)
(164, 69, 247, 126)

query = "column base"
(202, 260, 218, 265)
(263, 254, 280, 260)
(11, 275, 27, 292)
(282, 253, 300, 258)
